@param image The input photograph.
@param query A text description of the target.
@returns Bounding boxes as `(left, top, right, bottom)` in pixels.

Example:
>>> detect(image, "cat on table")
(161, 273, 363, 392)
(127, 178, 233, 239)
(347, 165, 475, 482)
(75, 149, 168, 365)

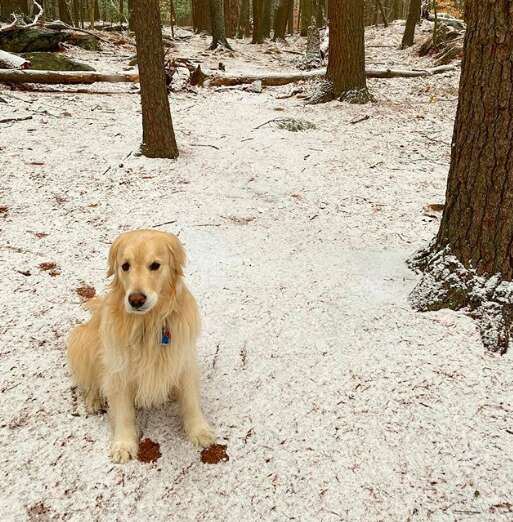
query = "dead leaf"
(76, 285, 96, 301)
(138, 438, 161, 463)
(201, 444, 229, 464)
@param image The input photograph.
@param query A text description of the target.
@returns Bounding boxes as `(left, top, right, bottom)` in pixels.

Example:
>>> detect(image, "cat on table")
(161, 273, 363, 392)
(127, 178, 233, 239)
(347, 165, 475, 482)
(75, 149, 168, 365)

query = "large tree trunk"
(208, 0, 233, 49)
(261, 0, 272, 37)
(192, 0, 210, 32)
(273, 0, 290, 40)
(322, 0, 369, 103)
(236, 0, 250, 37)
(252, 0, 264, 43)
(58, 0, 73, 25)
(401, 0, 420, 48)
(409, 1, 513, 354)
(132, 0, 178, 158)
(224, 0, 238, 38)
(299, 0, 311, 35)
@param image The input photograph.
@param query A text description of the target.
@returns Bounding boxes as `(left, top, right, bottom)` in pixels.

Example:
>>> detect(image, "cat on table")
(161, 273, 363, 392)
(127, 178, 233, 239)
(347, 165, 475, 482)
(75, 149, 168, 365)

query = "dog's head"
(107, 229, 186, 315)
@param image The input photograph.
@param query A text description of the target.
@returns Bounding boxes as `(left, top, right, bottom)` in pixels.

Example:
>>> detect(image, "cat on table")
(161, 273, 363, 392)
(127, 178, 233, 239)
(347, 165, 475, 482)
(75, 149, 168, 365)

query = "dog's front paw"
(110, 438, 139, 464)
(185, 420, 216, 447)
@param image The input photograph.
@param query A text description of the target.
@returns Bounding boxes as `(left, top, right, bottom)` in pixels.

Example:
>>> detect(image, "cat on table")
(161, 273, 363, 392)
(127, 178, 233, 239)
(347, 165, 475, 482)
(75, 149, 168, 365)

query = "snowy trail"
(2, 27, 513, 521)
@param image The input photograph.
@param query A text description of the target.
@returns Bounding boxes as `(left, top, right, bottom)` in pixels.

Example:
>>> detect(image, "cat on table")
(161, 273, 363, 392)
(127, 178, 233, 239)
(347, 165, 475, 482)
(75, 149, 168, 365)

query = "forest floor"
(2, 21, 513, 522)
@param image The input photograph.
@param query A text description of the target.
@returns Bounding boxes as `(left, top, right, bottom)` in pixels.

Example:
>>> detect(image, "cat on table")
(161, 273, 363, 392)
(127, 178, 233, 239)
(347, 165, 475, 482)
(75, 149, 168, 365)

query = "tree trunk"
(58, 0, 73, 24)
(252, 0, 264, 43)
(132, 0, 178, 159)
(401, 0, 420, 48)
(299, 0, 311, 35)
(375, 0, 388, 27)
(72, 0, 80, 25)
(286, 0, 294, 34)
(438, 6, 513, 279)
(192, 0, 211, 32)
(410, 2, 513, 353)
(261, 0, 272, 37)
(323, 0, 369, 102)
(236, 0, 250, 37)
(223, 0, 238, 38)
(208, 0, 233, 49)
(273, 0, 290, 40)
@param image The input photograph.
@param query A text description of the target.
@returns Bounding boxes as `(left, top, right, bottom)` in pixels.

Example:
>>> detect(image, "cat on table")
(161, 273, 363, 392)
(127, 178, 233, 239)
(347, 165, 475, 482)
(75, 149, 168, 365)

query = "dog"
(67, 229, 215, 463)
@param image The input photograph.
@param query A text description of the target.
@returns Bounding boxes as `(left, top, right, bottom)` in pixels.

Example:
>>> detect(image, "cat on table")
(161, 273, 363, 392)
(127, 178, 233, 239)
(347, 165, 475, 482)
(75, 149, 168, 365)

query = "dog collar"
(161, 326, 171, 345)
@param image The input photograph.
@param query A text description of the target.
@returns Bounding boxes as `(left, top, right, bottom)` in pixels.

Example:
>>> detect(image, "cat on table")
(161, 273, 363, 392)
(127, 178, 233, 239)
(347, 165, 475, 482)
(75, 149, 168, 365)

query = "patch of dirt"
(76, 285, 96, 301)
(0, 205, 8, 217)
(201, 444, 229, 464)
(137, 438, 161, 463)
(27, 501, 50, 521)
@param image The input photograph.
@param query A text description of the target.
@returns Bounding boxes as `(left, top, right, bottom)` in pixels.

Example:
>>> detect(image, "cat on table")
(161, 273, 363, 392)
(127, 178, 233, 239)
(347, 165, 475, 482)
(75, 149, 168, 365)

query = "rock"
(0, 27, 68, 53)
(20, 52, 95, 71)
(64, 31, 100, 50)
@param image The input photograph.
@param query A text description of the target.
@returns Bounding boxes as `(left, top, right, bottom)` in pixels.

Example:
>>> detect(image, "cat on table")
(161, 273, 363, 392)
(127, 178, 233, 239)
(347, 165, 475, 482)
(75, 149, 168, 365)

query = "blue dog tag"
(161, 327, 171, 345)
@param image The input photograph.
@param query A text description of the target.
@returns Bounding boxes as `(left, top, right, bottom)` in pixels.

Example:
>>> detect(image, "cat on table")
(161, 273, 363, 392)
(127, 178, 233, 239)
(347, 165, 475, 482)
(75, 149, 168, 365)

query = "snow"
(2, 22, 513, 521)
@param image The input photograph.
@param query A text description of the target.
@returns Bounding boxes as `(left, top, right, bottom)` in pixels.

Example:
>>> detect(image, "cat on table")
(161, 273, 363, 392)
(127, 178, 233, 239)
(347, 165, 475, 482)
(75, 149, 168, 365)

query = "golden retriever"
(67, 229, 215, 463)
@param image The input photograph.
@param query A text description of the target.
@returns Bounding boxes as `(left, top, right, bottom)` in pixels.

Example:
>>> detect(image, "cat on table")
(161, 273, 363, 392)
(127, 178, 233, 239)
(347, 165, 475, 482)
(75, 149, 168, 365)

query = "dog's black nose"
(128, 292, 147, 309)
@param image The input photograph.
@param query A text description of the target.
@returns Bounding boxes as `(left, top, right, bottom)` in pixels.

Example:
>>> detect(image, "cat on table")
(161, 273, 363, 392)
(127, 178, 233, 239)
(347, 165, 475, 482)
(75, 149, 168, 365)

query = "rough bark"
(375, 0, 388, 27)
(286, 0, 294, 34)
(190, 64, 455, 86)
(299, 0, 311, 35)
(401, 0, 421, 48)
(132, 0, 178, 158)
(236, 0, 250, 37)
(273, 0, 290, 40)
(58, 0, 73, 25)
(208, 0, 233, 49)
(252, 0, 264, 43)
(262, 0, 272, 37)
(224, 0, 238, 38)
(192, 0, 210, 32)
(0, 69, 137, 83)
(322, 0, 370, 103)
(410, 1, 513, 353)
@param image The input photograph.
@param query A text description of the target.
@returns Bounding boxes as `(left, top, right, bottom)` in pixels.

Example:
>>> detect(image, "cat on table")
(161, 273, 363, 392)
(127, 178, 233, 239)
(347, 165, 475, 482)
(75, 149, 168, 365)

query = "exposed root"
(408, 243, 513, 354)
(339, 88, 375, 104)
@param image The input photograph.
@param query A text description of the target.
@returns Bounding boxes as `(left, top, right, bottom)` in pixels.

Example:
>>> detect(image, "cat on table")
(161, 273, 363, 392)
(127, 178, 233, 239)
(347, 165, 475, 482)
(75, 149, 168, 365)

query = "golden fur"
(67, 229, 215, 463)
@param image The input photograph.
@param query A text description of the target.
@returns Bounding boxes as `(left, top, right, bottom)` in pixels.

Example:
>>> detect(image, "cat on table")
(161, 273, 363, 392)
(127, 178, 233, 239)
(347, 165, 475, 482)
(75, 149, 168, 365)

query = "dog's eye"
(149, 262, 160, 271)
(122, 262, 130, 272)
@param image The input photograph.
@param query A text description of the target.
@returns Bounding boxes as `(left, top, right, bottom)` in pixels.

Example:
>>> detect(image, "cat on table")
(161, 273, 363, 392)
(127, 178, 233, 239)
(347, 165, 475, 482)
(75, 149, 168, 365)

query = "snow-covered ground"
(2, 23, 513, 521)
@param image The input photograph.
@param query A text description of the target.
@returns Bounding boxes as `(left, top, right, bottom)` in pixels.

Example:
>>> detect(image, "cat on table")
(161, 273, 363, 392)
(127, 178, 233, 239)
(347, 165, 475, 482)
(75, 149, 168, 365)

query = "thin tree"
(316, 0, 370, 103)
(410, 1, 513, 354)
(252, 0, 264, 43)
(208, 0, 233, 49)
(237, 0, 250, 37)
(132, 0, 179, 158)
(273, 0, 291, 41)
(192, 0, 210, 32)
(58, 0, 73, 24)
(401, 0, 421, 48)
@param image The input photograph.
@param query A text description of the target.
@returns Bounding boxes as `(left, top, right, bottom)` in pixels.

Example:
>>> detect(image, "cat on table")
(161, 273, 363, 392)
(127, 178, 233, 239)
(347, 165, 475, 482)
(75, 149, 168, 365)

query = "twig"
(350, 115, 370, 125)
(153, 220, 177, 228)
(191, 143, 220, 150)
(253, 118, 283, 130)
(0, 115, 32, 124)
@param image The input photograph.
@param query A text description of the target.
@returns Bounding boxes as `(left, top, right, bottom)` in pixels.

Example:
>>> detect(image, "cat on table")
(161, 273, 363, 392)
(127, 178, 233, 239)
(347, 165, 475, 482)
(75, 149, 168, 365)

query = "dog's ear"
(107, 234, 123, 277)
(165, 233, 186, 277)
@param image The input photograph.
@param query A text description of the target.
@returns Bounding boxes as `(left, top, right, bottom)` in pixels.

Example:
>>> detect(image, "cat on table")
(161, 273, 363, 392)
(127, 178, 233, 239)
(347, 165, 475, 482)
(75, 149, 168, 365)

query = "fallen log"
(196, 64, 458, 87)
(0, 69, 138, 84)
(0, 49, 31, 69)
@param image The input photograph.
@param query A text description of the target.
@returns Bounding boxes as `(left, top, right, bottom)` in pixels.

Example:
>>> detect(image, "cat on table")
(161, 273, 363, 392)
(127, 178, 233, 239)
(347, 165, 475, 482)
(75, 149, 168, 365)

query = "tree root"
(408, 243, 513, 354)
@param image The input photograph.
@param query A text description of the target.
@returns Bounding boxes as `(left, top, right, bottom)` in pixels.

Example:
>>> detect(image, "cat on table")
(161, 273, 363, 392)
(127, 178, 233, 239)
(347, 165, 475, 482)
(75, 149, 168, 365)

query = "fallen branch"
(0, 50, 31, 69)
(0, 69, 139, 84)
(0, 115, 33, 123)
(193, 64, 458, 87)
(0, 0, 43, 33)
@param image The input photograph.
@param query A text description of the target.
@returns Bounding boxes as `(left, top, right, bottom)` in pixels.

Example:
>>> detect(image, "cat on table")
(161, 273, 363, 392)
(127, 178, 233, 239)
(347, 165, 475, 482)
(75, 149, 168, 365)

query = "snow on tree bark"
(410, 1, 513, 354)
